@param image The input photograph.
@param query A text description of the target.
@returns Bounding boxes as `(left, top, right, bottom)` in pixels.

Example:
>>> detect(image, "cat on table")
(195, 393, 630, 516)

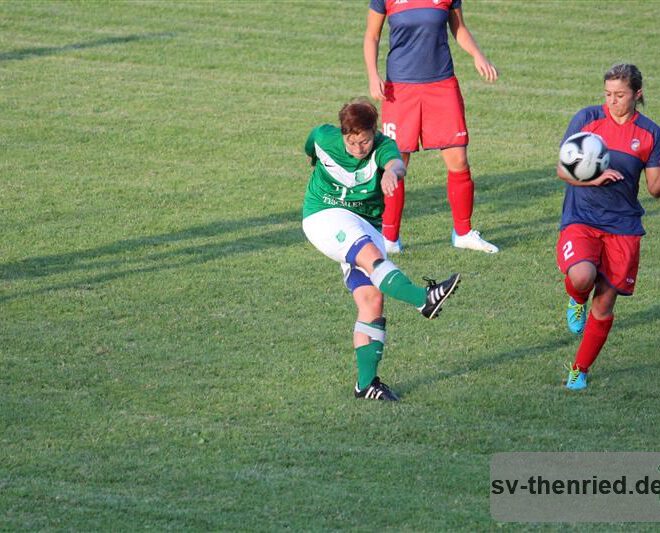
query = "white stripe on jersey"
(315, 143, 378, 188)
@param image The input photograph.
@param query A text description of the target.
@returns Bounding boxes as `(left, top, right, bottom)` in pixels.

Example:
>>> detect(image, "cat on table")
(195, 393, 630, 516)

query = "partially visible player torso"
(560, 104, 660, 235)
(303, 124, 401, 227)
(369, 0, 461, 83)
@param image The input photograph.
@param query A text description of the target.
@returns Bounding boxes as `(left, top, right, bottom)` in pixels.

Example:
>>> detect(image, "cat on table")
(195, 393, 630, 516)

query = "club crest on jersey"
(631, 138, 640, 152)
(355, 170, 369, 183)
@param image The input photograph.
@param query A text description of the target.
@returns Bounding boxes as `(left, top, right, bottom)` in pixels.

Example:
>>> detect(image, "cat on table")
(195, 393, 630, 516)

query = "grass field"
(2, 1, 659, 530)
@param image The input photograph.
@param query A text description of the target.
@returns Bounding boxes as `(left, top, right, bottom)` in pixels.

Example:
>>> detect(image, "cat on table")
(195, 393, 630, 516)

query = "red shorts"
(556, 224, 641, 295)
(381, 76, 468, 153)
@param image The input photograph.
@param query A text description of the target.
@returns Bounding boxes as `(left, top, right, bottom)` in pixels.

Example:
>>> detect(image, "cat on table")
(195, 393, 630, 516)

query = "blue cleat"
(567, 297, 587, 335)
(565, 367, 588, 390)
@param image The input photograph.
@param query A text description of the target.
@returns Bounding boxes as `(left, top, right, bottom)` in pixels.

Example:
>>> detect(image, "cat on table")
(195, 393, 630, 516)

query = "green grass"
(1, 1, 659, 530)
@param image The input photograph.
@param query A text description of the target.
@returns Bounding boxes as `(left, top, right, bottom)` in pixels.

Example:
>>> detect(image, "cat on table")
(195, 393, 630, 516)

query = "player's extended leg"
(381, 152, 409, 254)
(565, 261, 597, 335)
(351, 285, 398, 401)
(566, 277, 617, 391)
(302, 209, 459, 318)
(351, 240, 460, 319)
(443, 147, 498, 254)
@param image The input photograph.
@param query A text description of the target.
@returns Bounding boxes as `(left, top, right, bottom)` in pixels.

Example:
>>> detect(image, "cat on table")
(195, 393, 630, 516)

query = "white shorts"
(302, 208, 387, 289)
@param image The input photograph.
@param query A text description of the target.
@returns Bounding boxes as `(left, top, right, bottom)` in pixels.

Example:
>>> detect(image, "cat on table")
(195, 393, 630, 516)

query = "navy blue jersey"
(369, 0, 462, 83)
(560, 104, 660, 235)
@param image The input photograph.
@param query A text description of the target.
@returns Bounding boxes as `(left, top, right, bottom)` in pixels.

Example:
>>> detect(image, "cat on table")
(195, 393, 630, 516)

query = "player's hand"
(590, 169, 625, 186)
(369, 76, 386, 101)
(381, 170, 399, 197)
(474, 55, 498, 82)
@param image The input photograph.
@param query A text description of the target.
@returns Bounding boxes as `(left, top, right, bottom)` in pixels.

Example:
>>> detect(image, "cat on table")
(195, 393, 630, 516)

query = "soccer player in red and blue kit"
(364, 0, 499, 254)
(556, 64, 660, 390)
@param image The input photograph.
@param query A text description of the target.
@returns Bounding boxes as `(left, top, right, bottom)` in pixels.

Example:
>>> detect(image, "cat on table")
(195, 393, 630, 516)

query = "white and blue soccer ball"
(559, 132, 610, 182)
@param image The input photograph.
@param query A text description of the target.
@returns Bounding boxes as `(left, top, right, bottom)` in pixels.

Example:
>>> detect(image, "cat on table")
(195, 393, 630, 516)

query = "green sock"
(378, 270, 426, 307)
(356, 340, 383, 390)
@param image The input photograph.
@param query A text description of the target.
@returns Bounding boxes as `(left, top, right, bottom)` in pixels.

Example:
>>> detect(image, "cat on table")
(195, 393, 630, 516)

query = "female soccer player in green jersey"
(302, 98, 460, 401)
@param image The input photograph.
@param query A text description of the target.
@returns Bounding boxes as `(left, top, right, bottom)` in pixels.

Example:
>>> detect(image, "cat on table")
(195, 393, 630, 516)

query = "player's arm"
(448, 7, 498, 82)
(381, 158, 406, 197)
(364, 9, 387, 101)
(645, 167, 660, 198)
(305, 128, 319, 166)
(556, 162, 624, 187)
(556, 162, 575, 184)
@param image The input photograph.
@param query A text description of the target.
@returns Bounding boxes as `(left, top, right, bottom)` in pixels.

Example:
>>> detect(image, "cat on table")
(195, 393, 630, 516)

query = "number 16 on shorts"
(382, 123, 396, 140)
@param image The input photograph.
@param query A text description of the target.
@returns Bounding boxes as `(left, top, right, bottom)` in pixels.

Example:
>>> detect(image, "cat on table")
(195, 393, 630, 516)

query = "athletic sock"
(371, 261, 426, 308)
(574, 312, 614, 372)
(382, 178, 405, 241)
(356, 340, 383, 390)
(564, 276, 591, 305)
(447, 168, 474, 236)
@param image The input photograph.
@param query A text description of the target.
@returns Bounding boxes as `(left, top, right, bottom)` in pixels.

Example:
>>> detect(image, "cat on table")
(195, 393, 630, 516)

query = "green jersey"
(302, 124, 401, 228)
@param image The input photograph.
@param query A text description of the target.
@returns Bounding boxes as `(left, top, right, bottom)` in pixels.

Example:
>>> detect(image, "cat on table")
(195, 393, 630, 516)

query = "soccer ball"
(559, 132, 610, 182)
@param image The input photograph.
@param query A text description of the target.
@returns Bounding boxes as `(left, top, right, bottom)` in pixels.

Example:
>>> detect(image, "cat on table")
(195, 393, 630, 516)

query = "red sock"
(574, 312, 614, 372)
(447, 168, 473, 235)
(564, 276, 591, 304)
(382, 178, 405, 241)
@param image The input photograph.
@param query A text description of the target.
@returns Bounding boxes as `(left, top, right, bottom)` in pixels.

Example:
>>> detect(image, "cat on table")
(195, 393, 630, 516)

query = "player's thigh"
(600, 234, 641, 295)
(556, 224, 602, 275)
(382, 82, 422, 153)
(420, 77, 469, 150)
(302, 208, 385, 264)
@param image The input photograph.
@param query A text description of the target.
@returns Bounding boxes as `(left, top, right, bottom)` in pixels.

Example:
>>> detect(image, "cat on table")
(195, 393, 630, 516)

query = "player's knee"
(444, 151, 469, 173)
(450, 162, 469, 174)
(591, 308, 614, 321)
(570, 272, 595, 292)
(568, 263, 596, 291)
(365, 291, 384, 315)
(591, 286, 618, 318)
(355, 286, 384, 316)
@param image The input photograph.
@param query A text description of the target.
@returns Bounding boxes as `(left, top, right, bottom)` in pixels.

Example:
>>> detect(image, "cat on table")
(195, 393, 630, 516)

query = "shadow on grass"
(397, 335, 575, 397)
(0, 166, 566, 303)
(397, 302, 660, 397)
(384, 165, 562, 249)
(0, 211, 302, 303)
(412, 213, 560, 251)
(617, 302, 660, 329)
(2, 211, 299, 278)
(398, 165, 559, 220)
(0, 33, 175, 62)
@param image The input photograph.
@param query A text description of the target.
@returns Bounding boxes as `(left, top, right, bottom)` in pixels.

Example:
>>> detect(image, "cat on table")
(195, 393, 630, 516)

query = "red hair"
(338, 98, 378, 135)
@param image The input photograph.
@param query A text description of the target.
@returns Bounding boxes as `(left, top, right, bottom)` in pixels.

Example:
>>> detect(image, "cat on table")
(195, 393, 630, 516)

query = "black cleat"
(419, 273, 460, 319)
(354, 377, 399, 401)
